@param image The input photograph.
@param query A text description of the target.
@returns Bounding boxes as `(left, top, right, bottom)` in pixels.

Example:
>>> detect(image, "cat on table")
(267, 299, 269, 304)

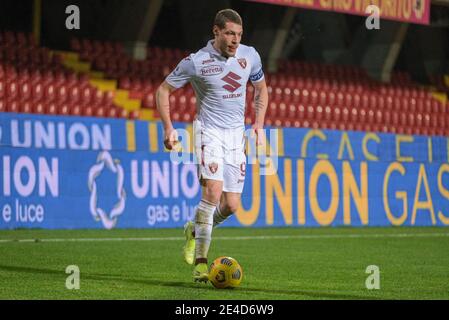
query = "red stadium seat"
(129, 110, 140, 120)
(278, 103, 287, 118)
(19, 82, 31, 100)
(58, 103, 71, 115)
(73, 104, 84, 116)
(341, 107, 349, 122)
(297, 104, 305, 119)
(176, 95, 189, 112)
(344, 93, 353, 108)
(69, 86, 81, 105)
(310, 90, 319, 105)
(108, 107, 120, 118)
(423, 113, 431, 128)
(268, 102, 278, 117)
(282, 119, 292, 127)
(83, 106, 94, 117)
(0, 99, 6, 112)
(6, 99, 20, 113)
(336, 92, 345, 107)
(95, 106, 106, 118)
(32, 101, 46, 114)
(44, 83, 56, 102)
(56, 85, 68, 103)
(333, 107, 341, 122)
(273, 87, 282, 102)
(315, 105, 324, 121)
(430, 114, 438, 128)
(92, 89, 105, 106)
(438, 115, 446, 128)
(117, 108, 128, 119)
(375, 110, 384, 125)
(172, 112, 181, 121)
(46, 102, 58, 115)
(301, 89, 309, 104)
(305, 105, 315, 120)
(81, 86, 93, 104)
(287, 104, 297, 119)
(102, 91, 115, 107)
(415, 113, 423, 127)
(6, 81, 19, 99)
(0, 81, 5, 99)
(391, 112, 399, 126)
(20, 101, 33, 114)
(282, 88, 292, 103)
(292, 89, 300, 103)
(349, 107, 358, 123)
(323, 106, 332, 122)
(142, 92, 154, 109)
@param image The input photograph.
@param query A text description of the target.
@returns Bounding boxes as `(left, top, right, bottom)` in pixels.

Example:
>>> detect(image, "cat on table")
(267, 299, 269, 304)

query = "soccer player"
(156, 9, 268, 282)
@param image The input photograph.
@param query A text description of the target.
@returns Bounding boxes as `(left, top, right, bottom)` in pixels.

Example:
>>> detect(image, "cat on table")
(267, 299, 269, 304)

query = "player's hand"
(163, 127, 179, 150)
(251, 124, 265, 147)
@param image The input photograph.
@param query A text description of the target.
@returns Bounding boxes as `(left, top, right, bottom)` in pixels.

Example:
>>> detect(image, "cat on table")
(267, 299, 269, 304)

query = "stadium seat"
(2, 34, 446, 135)
(32, 101, 45, 114)
(46, 102, 58, 115)
(6, 81, 19, 99)
(59, 103, 70, 116)
(0, 81, 5, 99)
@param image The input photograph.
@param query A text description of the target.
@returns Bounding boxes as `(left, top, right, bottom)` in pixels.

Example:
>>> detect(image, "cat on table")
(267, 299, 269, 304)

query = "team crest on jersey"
(209, 162, 219, 174)
(238, 58, 247, 69)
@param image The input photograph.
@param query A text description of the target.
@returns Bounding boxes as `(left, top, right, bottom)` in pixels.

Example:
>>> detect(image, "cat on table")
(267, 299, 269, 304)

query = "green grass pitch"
(0, 227, 448, 300)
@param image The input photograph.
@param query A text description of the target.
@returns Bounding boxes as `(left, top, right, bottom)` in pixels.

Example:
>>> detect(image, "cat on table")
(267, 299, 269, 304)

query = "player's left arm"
(252, 78, 268, 146)
(249, 48, 268, 146)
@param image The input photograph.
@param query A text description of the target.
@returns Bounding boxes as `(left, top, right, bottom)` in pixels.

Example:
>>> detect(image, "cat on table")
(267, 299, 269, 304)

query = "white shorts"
(194, 119, 246, 193)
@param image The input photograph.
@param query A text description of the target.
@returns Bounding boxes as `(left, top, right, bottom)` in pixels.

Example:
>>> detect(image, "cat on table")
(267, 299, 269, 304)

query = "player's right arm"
(156, 81, 178, 150)
(157, 55, 195, 150)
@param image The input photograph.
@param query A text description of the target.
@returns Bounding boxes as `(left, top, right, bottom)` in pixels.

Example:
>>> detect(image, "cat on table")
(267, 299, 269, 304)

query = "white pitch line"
(1, 232, 449, 244)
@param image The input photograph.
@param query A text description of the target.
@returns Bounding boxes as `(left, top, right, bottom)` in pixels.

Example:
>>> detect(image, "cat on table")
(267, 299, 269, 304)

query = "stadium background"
(1, 0, 449, 302)
(0, 0, 448, 230)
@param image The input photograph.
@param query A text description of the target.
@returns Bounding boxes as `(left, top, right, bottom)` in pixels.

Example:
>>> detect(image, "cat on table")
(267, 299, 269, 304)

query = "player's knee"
(223, 201, 239, 214)
(202, 183, 222, 204)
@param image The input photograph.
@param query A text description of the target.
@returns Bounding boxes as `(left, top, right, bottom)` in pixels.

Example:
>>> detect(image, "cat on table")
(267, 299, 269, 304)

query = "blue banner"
(0, 112, 448, 229)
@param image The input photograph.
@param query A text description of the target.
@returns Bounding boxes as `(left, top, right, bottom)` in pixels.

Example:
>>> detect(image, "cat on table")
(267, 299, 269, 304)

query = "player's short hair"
(214, 9, 242, 29)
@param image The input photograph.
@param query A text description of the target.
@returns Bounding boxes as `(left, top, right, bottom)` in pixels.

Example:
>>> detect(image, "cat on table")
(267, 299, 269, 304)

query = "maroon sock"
(195, 258, 208, 265)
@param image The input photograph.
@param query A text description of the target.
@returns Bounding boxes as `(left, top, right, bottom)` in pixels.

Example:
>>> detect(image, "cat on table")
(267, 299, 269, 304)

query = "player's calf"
(213, 194, 240, 227)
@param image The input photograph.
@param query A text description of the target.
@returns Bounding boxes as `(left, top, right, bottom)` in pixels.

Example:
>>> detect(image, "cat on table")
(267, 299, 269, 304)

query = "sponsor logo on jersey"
(238, 58, 247, 69)
(221, 72, 242, 92)
(200, 65, 223, 76)
(202, 58, 215, 64)
(222, 92, 243, 99)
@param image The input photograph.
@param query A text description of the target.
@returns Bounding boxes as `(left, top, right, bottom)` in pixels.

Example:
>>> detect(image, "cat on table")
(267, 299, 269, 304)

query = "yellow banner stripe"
(149, 122, 158, 152)
(126, 121, 136, 152)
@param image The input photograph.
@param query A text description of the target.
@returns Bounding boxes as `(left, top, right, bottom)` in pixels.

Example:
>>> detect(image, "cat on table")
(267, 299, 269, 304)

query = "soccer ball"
(209, 256, 243, 289)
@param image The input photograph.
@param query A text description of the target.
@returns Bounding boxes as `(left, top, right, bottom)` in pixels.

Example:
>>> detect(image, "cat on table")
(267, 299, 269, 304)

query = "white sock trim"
(213, 206, 228, 227)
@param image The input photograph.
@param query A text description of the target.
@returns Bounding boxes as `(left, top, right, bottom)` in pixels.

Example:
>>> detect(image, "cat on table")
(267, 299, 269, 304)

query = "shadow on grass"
(0, 264, 382, 300)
